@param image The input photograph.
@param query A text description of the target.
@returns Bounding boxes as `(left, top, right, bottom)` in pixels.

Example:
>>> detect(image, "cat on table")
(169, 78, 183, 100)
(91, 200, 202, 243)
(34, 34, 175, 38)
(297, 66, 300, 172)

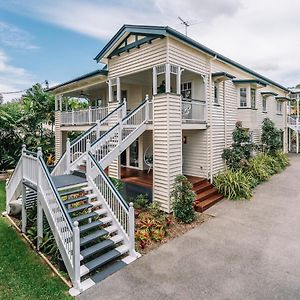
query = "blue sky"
(0, 0, 300, 101)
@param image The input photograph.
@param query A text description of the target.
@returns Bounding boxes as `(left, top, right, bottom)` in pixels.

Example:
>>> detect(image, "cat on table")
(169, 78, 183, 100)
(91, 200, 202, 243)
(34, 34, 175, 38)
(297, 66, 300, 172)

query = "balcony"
(147, 98, 206, 127)
(60, 106, 108, 126)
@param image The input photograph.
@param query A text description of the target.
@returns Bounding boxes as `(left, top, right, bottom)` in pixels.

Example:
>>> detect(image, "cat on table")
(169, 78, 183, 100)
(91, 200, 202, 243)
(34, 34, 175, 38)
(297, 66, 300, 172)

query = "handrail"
(88, 152, 129, 210)
(39, 156, 73, 229)
(122, 99, 147, 122)
(71, 102, 124, 145)
(91, 100, 146, 147)
(182, 98, 206, 103)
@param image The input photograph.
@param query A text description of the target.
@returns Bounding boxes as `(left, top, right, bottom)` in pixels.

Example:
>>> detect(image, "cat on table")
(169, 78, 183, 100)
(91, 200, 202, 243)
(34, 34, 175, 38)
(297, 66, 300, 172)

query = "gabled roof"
(47, 69, 108, 92)
(94, 24, 289, 92)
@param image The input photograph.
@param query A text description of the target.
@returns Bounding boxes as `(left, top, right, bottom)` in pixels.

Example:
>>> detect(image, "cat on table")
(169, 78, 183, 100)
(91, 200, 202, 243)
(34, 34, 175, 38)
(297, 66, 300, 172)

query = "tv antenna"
(178, 16, 190, 36)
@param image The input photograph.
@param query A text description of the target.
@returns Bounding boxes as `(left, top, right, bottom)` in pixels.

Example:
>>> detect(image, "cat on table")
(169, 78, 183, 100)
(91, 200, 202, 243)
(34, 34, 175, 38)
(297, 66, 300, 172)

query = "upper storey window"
(251, 88, 256, 109)
(214, 82, 219, 104)
(181, 82, 192, 99)
(240, 88, 247, 107)
(262, 97, 267, 112)
(277, 101, 283, 114)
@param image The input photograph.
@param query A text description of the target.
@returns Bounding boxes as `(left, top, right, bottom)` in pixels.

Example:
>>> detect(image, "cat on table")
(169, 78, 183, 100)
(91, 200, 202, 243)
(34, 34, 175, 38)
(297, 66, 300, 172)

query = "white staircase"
(5, 99, 151, 295)
(288, 116, 300, 132)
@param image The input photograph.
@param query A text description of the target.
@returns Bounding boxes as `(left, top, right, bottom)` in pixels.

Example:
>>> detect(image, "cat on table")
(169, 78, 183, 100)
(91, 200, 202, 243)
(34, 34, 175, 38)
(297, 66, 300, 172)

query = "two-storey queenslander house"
(49, 25, 289, 212)
(6, 24, 291, 295)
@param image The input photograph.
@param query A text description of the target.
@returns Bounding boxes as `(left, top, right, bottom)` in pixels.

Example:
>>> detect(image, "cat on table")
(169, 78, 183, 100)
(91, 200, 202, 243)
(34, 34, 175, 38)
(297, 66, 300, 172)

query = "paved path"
(78, 155, 300, 300)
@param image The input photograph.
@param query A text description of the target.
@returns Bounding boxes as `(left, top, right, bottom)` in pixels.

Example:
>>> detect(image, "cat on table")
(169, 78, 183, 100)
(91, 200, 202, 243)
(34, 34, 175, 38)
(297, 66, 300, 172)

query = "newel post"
(72, 221, 81, 292)
(37, 147, 43, 250)
(123, 99, 127, 118)
(86, 139, 91, 177)
(66, 138, 71, 174)
(88, 106, 92, 124)
(21, 144, 27, 231)
(145, 94, 149, 121)
(129, 202, 136, 257)
(96, 120, 100, 140)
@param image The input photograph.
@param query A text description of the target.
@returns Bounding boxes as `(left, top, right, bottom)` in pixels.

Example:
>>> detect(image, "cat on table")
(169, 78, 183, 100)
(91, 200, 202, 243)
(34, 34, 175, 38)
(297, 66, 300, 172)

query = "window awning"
(261, 91, 278, 97)
(232, 79, 268, 88)
(212, 72, 235, 82)
(275, 96, 290, 101)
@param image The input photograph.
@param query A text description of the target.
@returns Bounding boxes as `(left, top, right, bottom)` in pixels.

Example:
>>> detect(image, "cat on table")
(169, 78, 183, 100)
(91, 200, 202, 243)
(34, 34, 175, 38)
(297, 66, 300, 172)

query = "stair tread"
(80, 229, 110, 246)
(72, 211, 98, 222)
(193, 181, 212, 192)
(64, 195, 88, 206)
(79, 220, 103, 233)
(89, 260, 127, 284)
(81, 246, 128, 275)
(59, 188, 84, 197)
(67, 203, 93, 214)
(81, 239, 116, 260)
(195, 194, 223, 212)
(195, 187, 218, 201)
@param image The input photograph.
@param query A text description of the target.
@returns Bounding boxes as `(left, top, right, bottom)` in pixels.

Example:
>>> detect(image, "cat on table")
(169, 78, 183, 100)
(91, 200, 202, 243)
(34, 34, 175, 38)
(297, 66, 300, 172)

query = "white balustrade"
(90, 100, 148, 169)
(182, 98, 206, 123)
(61, 106, 109, 126)
(87, 153, 135, 256)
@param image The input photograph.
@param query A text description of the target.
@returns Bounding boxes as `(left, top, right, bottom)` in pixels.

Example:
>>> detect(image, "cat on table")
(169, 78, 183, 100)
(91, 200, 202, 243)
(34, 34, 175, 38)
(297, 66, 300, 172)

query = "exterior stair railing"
(52, 101, 127, 176)
(6, 146, 82, 292)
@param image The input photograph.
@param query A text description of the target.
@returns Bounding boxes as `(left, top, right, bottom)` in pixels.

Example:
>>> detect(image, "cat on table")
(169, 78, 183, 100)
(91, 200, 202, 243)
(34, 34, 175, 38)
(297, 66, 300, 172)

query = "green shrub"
(171, 175, 195, 223)
(133, 194, 149, 209)
(247, 154, 271, 183)
(222, 122, 253, 169)
(273, 151, 290, 169)
(110, 177, 124, 192)
(261, 118, 283, 153)
(214, 169, 253, 200)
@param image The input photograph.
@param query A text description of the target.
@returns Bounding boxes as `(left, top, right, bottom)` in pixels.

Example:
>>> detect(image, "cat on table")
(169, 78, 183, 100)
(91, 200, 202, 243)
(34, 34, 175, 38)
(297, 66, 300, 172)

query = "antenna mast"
(178, 16, 190, 36)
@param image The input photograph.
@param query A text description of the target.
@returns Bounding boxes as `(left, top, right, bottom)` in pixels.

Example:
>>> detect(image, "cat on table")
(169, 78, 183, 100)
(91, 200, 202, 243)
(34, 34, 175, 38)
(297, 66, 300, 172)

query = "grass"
(0, 181, 71, 300)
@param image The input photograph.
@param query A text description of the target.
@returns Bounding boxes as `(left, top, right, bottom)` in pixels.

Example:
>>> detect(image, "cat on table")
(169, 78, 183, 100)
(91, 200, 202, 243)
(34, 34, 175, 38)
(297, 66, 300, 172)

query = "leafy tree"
(222, 121, 253, 169)
(261, 118, 282, 153)
(171, 175, 195, 223)
(0, 84, 55, 170)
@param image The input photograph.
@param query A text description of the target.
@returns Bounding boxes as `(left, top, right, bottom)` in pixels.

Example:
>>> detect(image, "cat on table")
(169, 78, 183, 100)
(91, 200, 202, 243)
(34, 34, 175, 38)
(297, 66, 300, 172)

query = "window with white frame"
(214, 82, 219, 104)
(181, 82, 192, 99)
(277, 101, 283, 114)
(240, 88, 247, 107)
(262, 97, 267, 112)
(251, 88, 256, 109)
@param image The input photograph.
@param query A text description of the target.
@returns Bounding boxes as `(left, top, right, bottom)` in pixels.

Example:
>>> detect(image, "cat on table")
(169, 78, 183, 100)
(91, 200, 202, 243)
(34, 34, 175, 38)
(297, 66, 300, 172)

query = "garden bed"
(134, 203, 211, 255)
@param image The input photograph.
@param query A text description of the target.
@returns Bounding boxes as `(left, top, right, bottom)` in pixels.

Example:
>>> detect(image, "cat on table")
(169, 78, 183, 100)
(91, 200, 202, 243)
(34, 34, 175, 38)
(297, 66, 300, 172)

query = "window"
(181, 82, 192, 99)
(277, 101, 283, 114)
(251, 88, 256, 109)
(240, 88, 247, 107)
(214, 82, 219, 104)
(262, 97, 267, 112)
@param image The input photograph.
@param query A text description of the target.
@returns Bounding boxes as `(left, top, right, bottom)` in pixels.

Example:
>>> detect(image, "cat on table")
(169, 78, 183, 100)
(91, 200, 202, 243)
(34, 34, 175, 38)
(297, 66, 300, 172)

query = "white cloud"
(0, 21, 38, 50)
(1, 0, 300, 86)
(0, 50, 35, 102)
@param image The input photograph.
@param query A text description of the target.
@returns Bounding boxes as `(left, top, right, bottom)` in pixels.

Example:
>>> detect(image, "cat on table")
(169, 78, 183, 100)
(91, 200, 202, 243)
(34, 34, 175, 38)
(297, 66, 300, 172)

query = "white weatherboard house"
(6, 25, 291, 295)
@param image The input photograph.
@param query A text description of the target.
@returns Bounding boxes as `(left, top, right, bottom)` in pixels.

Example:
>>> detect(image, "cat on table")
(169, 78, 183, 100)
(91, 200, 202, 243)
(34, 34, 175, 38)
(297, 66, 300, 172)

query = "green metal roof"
(47, 69, 108, 92)
(212, 72, 235, 80)
(94, 24, 289, 92)
(232, 79, 268, 87)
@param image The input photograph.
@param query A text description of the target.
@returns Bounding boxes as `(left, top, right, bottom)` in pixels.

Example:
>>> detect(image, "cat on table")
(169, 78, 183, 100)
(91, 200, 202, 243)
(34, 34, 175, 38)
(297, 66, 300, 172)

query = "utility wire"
(0, 80, 49, 95)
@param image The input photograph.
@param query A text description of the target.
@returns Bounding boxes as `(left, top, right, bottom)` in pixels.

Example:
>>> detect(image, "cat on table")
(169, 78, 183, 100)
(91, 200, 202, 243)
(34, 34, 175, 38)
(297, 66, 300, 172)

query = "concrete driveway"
(78, 155, 300, 300)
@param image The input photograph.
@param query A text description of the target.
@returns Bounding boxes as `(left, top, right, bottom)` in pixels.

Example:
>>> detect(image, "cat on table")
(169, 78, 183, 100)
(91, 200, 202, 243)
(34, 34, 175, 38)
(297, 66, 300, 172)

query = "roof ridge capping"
(94, 24, 289, 93)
